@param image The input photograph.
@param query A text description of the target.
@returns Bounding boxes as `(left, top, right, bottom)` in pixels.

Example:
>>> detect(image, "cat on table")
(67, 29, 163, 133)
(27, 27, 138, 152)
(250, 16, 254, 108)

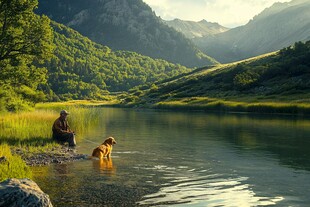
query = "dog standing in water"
(92, 137, 117, 159)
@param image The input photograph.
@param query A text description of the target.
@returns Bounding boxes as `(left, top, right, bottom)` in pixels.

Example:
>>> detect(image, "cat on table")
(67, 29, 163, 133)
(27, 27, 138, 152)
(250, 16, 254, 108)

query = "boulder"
(0, 178, 53, 207)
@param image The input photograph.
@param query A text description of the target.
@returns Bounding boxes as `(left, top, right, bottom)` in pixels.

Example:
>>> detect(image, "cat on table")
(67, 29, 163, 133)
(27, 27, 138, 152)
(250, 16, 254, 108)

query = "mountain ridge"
(164, 18, 229, 39)
(194, 0, 310, 63)
(36, 0, 218, 67)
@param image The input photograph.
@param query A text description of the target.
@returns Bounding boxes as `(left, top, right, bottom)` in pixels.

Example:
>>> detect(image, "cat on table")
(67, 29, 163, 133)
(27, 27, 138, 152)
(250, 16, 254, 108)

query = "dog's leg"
(100, 152, 104, 159)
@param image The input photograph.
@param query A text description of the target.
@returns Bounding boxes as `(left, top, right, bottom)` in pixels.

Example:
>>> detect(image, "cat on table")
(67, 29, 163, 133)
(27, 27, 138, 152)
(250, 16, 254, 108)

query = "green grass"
(0, 110, 57, 142)
(154, 97, 310, 114)
(0, 144, 32, 182)
(35, 99, 120, 110)
(0, 103, 105, 145)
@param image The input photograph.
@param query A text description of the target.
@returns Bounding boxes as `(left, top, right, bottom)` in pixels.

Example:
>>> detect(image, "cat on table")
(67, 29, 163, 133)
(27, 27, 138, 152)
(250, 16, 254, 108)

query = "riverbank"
(36, 97, 310, 115)
(0, 105, 102, 181)
(0, 143, 88, 181)
(12, 145, 88, 166)
(150, 97, 310, 115)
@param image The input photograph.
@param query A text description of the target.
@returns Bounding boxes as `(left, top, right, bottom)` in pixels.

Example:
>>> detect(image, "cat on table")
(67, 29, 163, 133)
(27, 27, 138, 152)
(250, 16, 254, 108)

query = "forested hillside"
(36, 0, 218, 67)
(43, 21, 191, 101)
(0, 0, 191, 111)
(134, 41, 310, 106)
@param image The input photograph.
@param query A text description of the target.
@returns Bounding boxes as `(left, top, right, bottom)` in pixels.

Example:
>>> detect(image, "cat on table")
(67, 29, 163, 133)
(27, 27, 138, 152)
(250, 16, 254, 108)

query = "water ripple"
(137, 165, 284, 206)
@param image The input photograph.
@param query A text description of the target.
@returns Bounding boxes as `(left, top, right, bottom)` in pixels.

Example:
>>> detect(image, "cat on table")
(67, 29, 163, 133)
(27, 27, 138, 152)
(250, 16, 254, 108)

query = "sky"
(142, 0, 291, 28)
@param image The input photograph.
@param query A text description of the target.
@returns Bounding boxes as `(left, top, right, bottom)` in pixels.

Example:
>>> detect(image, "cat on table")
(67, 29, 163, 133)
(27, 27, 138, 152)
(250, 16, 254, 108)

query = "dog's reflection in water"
(92, 157, 116, 176)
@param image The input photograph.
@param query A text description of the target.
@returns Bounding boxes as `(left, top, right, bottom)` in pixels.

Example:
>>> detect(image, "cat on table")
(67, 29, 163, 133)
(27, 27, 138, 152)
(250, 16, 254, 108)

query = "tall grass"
(0, 110, 56, 144)
(154, 97, 310, 115)
(0, 144, 32, 182)
(35, 99, 119, 110)
(0, 104, 101, 145)
(63, 106, 100, 138)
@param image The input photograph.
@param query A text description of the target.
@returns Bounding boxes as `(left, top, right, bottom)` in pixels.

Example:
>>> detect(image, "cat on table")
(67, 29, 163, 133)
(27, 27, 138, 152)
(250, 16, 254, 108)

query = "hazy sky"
(142, 0, 291, 27)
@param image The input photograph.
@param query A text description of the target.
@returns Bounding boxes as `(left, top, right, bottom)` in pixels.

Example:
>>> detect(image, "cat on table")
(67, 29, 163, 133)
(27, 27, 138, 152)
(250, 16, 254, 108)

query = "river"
(32, 108, 310, 206)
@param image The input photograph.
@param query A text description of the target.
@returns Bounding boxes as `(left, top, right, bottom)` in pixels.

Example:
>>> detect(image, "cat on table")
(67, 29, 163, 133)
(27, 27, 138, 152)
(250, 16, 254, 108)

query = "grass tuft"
(0, 144, 32, 182)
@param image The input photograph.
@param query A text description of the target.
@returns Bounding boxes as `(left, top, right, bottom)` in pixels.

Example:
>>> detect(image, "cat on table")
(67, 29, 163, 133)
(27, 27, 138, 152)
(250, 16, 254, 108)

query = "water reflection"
(32, 108, 310, 207)
(92, 158, 116, 176)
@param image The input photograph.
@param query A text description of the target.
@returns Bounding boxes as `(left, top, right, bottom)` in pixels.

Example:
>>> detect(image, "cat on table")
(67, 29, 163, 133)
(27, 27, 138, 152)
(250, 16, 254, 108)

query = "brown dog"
(92, 137, 117, 159)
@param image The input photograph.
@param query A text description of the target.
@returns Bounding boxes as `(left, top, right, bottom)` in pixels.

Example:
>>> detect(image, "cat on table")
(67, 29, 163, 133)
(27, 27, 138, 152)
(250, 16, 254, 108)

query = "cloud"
(142, 0, 291, 27)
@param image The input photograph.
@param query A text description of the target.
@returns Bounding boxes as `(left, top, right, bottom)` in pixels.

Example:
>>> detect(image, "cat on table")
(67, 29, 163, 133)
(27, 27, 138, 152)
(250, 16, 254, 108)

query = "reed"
(63, 106, 100, 138)
(0, 144, 32, 182)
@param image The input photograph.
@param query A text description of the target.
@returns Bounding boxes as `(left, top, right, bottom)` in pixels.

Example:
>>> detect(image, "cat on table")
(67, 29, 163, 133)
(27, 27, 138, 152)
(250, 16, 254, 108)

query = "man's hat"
(60, 110, 69, 115)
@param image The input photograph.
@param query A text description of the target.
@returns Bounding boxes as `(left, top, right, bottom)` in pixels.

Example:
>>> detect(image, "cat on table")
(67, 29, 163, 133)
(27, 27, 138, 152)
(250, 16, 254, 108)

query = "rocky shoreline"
(12, 146, 88, 166)
(0, 146, 89, 207)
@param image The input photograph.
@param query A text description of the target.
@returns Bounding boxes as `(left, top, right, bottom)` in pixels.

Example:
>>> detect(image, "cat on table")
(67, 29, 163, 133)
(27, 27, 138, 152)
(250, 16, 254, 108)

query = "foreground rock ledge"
(0, 178, 53, 207)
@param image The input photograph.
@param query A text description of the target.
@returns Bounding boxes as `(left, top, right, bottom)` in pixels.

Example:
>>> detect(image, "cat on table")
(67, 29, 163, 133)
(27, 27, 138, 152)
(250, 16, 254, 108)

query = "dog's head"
(103, 137, 117, 146)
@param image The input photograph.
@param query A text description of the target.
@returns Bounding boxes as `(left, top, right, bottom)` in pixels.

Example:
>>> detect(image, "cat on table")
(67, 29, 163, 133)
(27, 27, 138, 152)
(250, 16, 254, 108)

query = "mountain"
(164, 19, 229, 39)
(42, 21, 192, 101)
(194, 0, 310, 63)
(36, 0, 218, 67)
(131, 40, 310, 107)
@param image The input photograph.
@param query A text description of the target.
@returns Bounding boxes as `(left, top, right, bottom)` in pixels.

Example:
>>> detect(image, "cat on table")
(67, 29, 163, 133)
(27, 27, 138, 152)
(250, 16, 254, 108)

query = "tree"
(0, 0, 53, 62)
(0, 0, 54, 111)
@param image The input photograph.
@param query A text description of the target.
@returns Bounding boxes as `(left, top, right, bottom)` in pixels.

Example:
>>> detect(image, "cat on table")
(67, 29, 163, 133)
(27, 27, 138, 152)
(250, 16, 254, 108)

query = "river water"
(32, 108, 310, 206)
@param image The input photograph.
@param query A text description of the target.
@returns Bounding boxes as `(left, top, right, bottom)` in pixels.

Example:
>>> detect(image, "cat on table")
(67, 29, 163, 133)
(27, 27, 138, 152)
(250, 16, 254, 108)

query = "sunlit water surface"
(32, 108, 310, 206)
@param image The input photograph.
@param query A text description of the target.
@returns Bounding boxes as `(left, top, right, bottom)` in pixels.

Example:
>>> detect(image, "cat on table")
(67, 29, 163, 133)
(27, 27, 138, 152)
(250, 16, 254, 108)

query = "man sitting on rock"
(52, 110, 76, 147)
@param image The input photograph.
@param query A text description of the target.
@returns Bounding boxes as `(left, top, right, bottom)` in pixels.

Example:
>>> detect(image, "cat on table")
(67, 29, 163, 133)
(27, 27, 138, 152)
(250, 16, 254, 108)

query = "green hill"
(131, 41, 310, 114)
(42, 21, 192, 101)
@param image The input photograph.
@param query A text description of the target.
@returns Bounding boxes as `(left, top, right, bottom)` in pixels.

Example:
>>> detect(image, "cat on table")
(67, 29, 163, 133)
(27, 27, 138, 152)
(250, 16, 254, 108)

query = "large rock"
(0, 178, 53, 207)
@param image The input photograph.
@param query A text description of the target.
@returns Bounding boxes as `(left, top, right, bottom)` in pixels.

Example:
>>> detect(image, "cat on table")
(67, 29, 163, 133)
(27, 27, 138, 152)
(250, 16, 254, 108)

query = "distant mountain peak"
(198, 19, 208, 23)
(193, 0, 310, 63)
(164, 18, 229, 39)
(253, 0, 310, 22)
